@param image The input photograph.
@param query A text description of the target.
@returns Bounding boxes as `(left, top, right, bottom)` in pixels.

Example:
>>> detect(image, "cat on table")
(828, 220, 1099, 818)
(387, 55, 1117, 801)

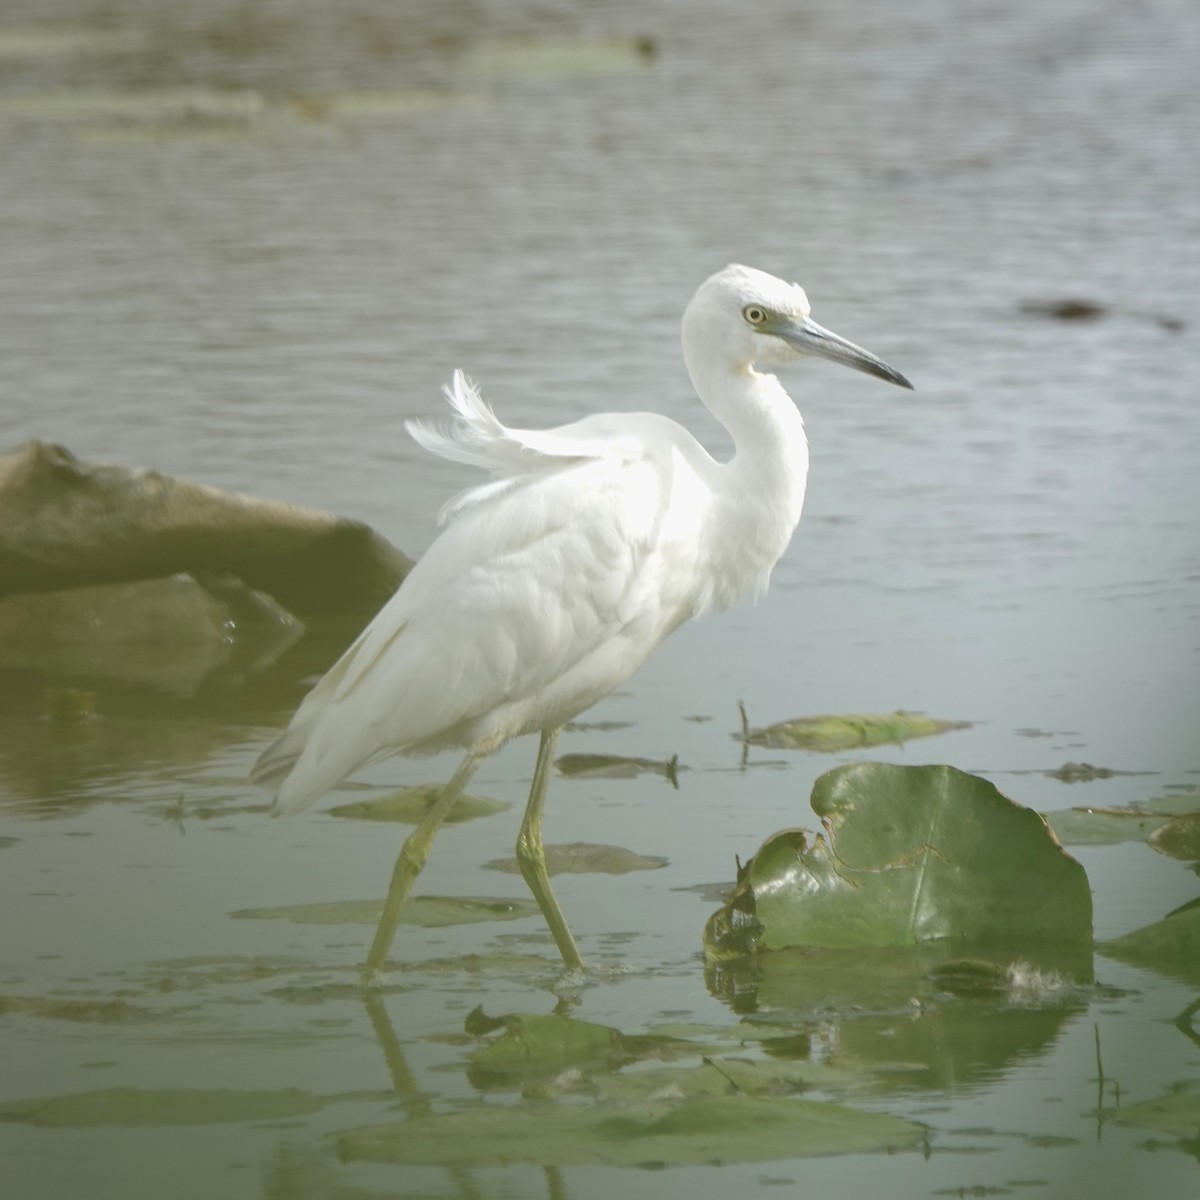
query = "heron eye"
(743, 305, 767, 326)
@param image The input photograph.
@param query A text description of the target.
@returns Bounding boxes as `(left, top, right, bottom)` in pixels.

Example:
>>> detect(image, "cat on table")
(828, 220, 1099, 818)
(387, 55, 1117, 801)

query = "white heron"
(252, 264, 912, 976)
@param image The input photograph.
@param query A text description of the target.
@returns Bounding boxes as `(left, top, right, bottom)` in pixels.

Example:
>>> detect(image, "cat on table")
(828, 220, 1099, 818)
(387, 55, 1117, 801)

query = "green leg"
(362, 752, 483, 982)
(515, 727, 585, 971)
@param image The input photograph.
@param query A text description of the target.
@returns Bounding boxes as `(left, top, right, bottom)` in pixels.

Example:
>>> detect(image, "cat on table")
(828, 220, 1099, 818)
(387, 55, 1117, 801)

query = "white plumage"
(252, 264, 911, 975)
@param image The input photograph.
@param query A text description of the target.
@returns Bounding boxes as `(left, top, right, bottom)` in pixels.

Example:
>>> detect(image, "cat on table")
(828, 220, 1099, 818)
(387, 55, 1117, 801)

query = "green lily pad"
(1148, 813, 1200, 861)
(0, 1087, 330, 1128)
(705, 763, 1092, 957)
(1102, 1081, 1200, 1138)
(337, 1092, 923, 1167)
(464, 38, 657, 81)
(1044, 790, 1200, 846)
(569, 1057, 820, 1102)
(328, 786, 507, 824)
(1043, 807, 1171, 846)
(556, 753, 680, 783)
(0, 88, 264, 125)
(231, 895, 539, 927)
(0, 26, 148, 60)
(467, 1012, 690, 1090)
(405, 952, 556, 974)
(740, 712, 969, 752)
(1097, 900, 1200, 984)
(483, 842, 667, 876)
(0, 995, 158, 1024)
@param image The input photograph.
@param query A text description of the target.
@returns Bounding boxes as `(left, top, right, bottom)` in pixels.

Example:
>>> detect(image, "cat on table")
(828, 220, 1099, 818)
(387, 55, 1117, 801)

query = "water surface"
(2, 1, 1198, 1197)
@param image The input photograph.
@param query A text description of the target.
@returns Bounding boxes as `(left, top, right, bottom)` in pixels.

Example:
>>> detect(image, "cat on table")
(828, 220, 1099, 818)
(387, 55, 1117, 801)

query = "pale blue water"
(2, 1, 1198, 1197)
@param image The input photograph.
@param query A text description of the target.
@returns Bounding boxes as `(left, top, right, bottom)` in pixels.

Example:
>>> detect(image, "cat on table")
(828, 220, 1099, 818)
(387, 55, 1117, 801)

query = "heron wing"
(256, 404, 718, 814)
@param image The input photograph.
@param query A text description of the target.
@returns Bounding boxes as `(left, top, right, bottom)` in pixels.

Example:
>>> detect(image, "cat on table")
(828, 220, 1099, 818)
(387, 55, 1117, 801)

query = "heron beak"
(775, 315, 913, 389)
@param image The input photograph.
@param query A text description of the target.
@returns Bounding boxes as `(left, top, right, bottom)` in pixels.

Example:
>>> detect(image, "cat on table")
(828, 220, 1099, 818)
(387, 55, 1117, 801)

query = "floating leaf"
(337, 1092, 923, 1167)
(556, 753, 679, 783)
(0, 1087, 330, 1128)
(1098, 900, 1200, 985)
(1102, 1081, 1200, 1138)
(0, 88, 266, 134)
(464, 38, 657, 81)
(1043, 807, 1171, 846)
(560, 1057, 829, 1103)
(1044, 791, 1200, 846)
(740, 712, 969, 752)
(1148, 814, 1200, 861)
(483, 842, 667, 876)
(328, 786, 507, 824)
(1046, 762, 1121, 783)
(231, 895, 539, 927)
(706, 763, 1092, 958)
(0, 26, 148, 59)
(467, 1012, 686, 1089)
(406, 952, 555, 975)
(0, 995, 158, 1024)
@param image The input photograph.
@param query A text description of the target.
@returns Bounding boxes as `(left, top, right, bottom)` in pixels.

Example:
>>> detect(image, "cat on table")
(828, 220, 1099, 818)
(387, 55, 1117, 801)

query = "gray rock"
(0, 441, 411, 625)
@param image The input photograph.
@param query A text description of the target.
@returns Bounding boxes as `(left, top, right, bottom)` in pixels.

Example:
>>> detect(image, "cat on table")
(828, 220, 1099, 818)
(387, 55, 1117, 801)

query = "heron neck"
(689, 359, 810, 519)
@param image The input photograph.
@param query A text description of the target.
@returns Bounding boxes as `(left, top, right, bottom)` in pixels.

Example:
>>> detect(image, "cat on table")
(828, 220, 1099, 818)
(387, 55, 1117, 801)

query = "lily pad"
(1097, 900, 1200, 984)
(706, 763, 1092, 958)
(483, 842, 667, 876)
(1044, 791, 1200, 846)
(231, 895, 539, 927)
(1102, 1081, 1200, 1138)
(1148, 813, 1200, 861)
(0, 1087, 330, 1128)
(565, 1057, 821, 1103)
(467, 1012, 688, 1089)
(463, 38, 657, 81)
(0, 88, 265, 126)
(1046, 761, 1120, 783)
(740, 712, 969, 752)
(0, 995, 158, 1024)
(328, 786, 507, 824)
(556, 753, 680, 783)
(1043, 807, 1171, 846)
(337, 1092, 923, 1167)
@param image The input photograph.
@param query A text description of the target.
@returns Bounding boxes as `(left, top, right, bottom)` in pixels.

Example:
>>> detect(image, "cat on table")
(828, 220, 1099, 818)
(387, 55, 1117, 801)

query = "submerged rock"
(0, 441, 411, 625)
(0, 574, 302, 696)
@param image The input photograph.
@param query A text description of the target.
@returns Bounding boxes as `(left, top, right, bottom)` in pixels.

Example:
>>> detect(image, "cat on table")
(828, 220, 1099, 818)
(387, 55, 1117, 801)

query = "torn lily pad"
(705, 763, 1092, 958)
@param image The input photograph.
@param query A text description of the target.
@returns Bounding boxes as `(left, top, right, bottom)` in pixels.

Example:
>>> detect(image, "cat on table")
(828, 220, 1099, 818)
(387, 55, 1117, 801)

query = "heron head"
(685, 264, 913, 389)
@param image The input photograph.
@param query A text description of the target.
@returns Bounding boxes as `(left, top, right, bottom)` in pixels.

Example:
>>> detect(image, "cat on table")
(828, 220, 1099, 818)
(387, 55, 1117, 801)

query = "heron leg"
(515, 727, 584, 971)
(363, 752, 483, 981)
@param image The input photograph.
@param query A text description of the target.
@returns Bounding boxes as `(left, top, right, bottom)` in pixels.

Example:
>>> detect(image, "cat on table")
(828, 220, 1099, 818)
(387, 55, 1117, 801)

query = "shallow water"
(2, 1, 1199, 1197)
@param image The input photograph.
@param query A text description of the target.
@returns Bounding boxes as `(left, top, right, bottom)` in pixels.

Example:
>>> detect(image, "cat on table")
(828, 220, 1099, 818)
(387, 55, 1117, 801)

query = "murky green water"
(2, 1, 1198, 1197)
